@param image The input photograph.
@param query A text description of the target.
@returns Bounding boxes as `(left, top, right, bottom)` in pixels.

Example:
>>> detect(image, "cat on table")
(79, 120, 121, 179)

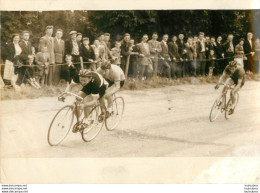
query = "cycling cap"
(79, 69, 92, 77)
(101, 60, 111, 70)
(229, 60, 238, 67)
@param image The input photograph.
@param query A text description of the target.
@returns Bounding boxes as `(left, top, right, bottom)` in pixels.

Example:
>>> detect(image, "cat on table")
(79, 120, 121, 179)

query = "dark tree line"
(1, 10, 260, 48)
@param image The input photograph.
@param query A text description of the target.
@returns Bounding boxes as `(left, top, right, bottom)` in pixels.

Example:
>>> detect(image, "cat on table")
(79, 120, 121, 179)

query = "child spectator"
(35, 46, 50, 86)
(25, 55, 41, 88)
(61, 54, 78, 86)
(208, 49, 216, 78)
(111, 41, 121, 66)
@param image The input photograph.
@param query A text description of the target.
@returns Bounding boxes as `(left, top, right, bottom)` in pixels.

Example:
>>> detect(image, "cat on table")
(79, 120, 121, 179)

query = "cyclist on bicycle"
(215, 60, 245, 114)
(96, 60, 125, 114)
(62, 69, 109, 118)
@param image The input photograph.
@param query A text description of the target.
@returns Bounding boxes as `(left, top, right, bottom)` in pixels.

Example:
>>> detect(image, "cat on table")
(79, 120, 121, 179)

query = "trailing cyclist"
(215, 60, 245, 115)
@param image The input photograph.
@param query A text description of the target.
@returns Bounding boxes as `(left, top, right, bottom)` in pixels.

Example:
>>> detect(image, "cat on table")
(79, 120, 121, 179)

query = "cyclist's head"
(101, 60, 111, 70)
(79, 69, 92, 85)
(229, 60, 237, 73)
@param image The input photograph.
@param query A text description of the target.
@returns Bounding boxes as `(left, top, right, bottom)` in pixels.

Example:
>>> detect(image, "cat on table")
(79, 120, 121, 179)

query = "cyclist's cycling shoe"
(228, 108, 234, 115)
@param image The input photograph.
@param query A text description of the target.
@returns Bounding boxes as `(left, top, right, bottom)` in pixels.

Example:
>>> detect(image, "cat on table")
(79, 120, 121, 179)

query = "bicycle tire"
(105, 96, 125, 131)
(81, 105, 104, 142)
(209, 95, 225, 122)
(48, 105, 74, 146)
(225, 93, 239, 120)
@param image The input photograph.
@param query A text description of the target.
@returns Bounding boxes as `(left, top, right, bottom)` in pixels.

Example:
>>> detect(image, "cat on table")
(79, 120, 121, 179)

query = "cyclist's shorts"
(99, 84, 107, 98)
(106, 79, 125, 88)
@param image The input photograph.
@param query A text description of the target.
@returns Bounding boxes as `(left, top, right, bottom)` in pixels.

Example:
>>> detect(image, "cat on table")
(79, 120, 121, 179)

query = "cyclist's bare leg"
(230, 85, 240, 109)
(222, 78, 234, 95)
(81, 94, 99, 118)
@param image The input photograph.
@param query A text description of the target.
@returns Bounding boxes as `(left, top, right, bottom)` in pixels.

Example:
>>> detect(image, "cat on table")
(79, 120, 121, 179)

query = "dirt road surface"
(1, 81, 260, 183)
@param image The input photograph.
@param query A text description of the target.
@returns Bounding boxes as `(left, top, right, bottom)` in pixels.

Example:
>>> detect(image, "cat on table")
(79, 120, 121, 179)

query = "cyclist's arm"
(104, 80, 120, 97)
(65, 79, 80, 92)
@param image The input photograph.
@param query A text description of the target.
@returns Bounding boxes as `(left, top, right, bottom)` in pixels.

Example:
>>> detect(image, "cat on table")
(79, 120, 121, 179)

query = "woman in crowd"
(4, 33, 23, 90)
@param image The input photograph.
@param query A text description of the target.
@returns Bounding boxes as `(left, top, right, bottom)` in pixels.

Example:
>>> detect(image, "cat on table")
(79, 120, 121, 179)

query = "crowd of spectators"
(1, 25, 260, 90)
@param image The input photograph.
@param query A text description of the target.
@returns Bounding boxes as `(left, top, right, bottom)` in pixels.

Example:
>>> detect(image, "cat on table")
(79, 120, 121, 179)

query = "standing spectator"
(255, 38, 260, 74)
(4, 34, 22, 90)
(223, 34, 235, 63)
(129, 39, 139, 78)
(185, 37, 195, 76)
(234, 38, 245, 68)
(243, 32, 255, 73)
(65, 31, 82, 72)
(120, 33, 132, 74)
(99, 34, 113, 60)
(215, 36, 225, 74)
(205, 36, 211, 74)
(111, 41, 121, 66)
(148, 32, 162, 77)
(80, 37, 95, 70)
(208, 49, 216, 78)
(35, 46, 50, 86)
(159, 34, 171, 78)
(168, 35, 181, 78)
(197, 32, 207, 76)
(192, 36, 198, 76)
(76, 32, 83, 46)
(177, 34, 187, 77)
(53, 29, 65, 85)
(137, 34, 153, 80)
(91, 39, 106, 70)
(38, 26, 55, 85)
(104, 33, 112, 50)
(18, 30, 32, 85)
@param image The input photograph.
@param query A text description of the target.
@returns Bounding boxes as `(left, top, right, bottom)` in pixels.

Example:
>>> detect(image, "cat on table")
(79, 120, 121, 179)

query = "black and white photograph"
(0, 0, 260, 188)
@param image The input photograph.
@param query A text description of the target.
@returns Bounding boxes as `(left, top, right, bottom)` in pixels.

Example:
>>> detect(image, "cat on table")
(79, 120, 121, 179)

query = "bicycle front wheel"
(209, 95, 225, 122)
(81, 105, 104, 142)
(105, 96, 125, 131)
(48, 105, 75, 146)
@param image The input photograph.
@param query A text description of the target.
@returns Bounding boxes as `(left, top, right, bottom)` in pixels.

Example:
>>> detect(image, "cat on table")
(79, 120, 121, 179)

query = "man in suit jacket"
(185, 37, 196, 77)
(196, 32, 207, 76)
(80, 37, 95, 70)
(215, 36, 225, 74)
(159, 34, 171, 78)
(90, 39, 106, 70)
(137, 34, 153, 80)
(243, 32, 255, 72)
(53, 29, 65, 85)
(18, 30, 32, 85)
(38, 26, 55, 85)
(120, 33, 132, 74)
(177, 34, 187, 77)
(223, 34, 235, 63)
(168, 35, 181, 78)
(148, 32, 162, 77)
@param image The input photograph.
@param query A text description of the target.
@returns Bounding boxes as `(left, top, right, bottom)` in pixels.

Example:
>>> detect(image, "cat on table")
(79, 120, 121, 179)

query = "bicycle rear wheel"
(225, 93, 239, 119)
(209, 95, 225, 122)
(81, 105, 104, 142)
(48, 105, 74, 146)
(105, 96, 125, 131)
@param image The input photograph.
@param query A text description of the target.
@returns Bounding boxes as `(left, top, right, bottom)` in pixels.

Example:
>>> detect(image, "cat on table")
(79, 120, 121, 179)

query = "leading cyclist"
(215, 60, 245, 115)
(61, 69, 109, 119)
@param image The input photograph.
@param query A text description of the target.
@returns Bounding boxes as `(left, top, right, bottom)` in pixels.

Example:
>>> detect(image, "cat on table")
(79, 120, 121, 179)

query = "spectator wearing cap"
(76, 32, 83, 46)
(53, 29, 65, 85)
(137, 34, 153, 80)
(148, 32, 162, 77)
(80, 37, 95, 70)
(38, 26, 55, 85)
(120, 33, 132, 73)
(65, 30, 82, 72)
(18, 30, 33, 85)
(196, 32, 207, 76)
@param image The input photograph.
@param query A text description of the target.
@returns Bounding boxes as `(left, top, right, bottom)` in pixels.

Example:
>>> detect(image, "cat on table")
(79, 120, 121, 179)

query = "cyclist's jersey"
(73, 72, 108, 98)
(97, 64, 125, 83)
(224, 65, 245, 86)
